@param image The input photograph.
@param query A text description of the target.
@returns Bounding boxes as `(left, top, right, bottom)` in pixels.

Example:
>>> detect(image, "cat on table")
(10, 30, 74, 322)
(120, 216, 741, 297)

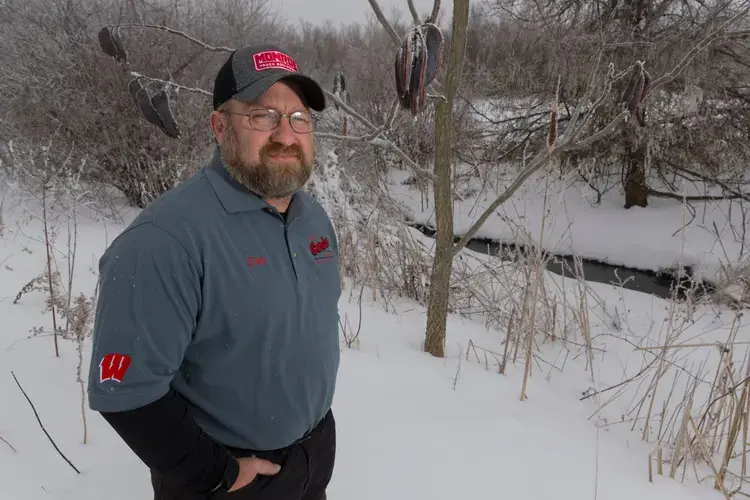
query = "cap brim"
(232, 73, 326, 112)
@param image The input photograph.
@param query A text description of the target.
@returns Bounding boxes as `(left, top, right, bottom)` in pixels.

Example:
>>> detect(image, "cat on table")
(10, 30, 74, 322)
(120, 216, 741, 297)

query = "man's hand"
(227, 456, 281, 492)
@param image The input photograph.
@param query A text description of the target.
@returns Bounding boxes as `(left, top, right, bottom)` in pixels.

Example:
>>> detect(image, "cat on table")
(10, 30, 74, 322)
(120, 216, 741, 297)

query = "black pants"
(151, 410, 336, 500)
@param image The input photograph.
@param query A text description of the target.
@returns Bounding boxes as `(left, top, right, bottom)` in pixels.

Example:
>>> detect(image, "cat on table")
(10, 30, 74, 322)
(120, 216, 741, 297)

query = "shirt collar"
(204, 147, 310, 219)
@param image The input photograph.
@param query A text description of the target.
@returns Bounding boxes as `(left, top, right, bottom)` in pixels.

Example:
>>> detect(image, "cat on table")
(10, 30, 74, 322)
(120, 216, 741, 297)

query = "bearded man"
(87, 45, 341, 500)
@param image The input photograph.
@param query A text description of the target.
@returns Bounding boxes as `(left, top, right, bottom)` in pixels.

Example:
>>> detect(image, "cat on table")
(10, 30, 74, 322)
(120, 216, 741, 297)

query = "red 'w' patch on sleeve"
(99, 353, 132, 383)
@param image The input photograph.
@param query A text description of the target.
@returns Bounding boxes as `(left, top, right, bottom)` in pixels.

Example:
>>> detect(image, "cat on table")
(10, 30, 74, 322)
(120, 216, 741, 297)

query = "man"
(87, 44, 342, 500)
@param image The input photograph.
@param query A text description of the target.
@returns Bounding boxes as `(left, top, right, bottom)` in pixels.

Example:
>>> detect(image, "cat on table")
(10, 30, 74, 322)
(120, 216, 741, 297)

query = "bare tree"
(482, 0, 750, 209)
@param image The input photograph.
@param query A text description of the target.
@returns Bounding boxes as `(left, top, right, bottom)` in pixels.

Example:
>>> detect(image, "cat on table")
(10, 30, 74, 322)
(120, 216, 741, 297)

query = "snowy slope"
(0, 182, 738, 500)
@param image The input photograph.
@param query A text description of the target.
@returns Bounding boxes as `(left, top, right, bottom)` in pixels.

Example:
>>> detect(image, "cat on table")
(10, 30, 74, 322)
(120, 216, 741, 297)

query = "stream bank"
(409, 222, 716, 301)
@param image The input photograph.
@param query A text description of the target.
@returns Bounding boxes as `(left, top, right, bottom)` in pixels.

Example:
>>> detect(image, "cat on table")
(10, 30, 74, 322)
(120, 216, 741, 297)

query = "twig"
(11, 371, 80, 474)
(0, 434, 17, 453)
(638, 341, 750, 351)
(580, 350, 661, 401)
(129, 71, 211, 97)
(40, 176, 59, 358)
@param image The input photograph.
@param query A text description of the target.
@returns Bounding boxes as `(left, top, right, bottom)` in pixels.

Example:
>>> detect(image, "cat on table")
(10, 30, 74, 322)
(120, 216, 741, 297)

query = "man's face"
(212, 81, 316, 200)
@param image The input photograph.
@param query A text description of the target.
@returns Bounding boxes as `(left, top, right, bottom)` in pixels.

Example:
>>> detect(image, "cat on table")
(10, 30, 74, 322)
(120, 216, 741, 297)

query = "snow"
(0, 175, 742, 500)
(387, 166, 748, 285)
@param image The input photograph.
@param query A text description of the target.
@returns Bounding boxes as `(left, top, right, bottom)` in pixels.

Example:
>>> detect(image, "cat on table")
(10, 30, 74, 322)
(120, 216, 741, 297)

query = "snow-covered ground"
(0, 175, 744, 500)
(388, 167, 747, 286)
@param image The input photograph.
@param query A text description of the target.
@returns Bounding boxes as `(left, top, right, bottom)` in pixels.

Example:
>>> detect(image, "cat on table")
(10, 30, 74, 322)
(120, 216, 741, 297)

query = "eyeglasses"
(223, 108, 316, 134)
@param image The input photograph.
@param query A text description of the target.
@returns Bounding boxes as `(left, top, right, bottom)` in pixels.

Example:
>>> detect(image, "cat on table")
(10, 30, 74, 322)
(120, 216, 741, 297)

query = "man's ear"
(210, 110, 226, 143)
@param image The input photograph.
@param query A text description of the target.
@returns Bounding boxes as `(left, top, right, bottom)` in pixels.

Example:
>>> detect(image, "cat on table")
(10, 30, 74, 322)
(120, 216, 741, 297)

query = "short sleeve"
(87, 222, 201, 412)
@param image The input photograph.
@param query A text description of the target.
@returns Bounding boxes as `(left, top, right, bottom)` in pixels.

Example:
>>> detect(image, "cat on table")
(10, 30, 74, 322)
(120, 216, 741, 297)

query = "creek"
(409, 222, 715, 301)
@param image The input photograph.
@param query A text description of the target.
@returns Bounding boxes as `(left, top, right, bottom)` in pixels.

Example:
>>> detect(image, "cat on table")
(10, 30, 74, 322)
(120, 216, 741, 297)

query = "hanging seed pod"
(128, 77, 144, 105)
(111, 27, 128, 63)
(636, 68, 651, 126)
(394, 39, 413, 109)
(97, 26, 118, 59)
(623, 62, 651, 126)
(150, 89, 180, 139)
(333, 71, 346, 96)
(135, 87, 164, 129)
(97, 26, 127, 63)
(624, 63, 645, 114)
(421, 23, 444, 86)
(393, 23, 445, 116)
(408, 35, 428, 115)
(332, 71, 350, 111)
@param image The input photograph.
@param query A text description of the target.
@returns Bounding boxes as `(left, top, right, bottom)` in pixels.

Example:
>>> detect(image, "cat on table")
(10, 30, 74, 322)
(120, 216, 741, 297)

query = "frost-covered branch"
(323, 89, 378, 130)
(562, 111, 629, 152)
(316, 96, 436, 182)
(648, 7, 749, 94)
(366, 0, 402, 45)
(321, 91, 435, 180)
(112, 23, 234, 53)
(129, 71, 211, 97)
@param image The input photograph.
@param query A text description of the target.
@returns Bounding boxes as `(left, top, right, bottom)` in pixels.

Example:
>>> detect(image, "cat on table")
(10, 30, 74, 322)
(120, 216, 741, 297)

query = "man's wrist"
(212, 456, 240, 493)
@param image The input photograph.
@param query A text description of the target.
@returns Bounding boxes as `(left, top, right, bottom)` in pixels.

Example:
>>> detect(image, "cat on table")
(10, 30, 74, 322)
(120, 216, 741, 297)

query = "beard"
(220, 121, 315, 199)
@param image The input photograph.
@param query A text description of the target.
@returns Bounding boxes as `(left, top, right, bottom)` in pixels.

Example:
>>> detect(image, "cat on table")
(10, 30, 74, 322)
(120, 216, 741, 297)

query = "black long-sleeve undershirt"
(99, 388, 239, 494)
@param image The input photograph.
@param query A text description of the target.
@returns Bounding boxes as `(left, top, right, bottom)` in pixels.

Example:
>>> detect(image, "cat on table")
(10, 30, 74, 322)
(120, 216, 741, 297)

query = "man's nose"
(270, 117, 297, 147)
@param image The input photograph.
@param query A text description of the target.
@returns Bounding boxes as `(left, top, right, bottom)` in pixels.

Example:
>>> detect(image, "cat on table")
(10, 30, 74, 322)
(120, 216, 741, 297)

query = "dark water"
(410, 223, 715, 301)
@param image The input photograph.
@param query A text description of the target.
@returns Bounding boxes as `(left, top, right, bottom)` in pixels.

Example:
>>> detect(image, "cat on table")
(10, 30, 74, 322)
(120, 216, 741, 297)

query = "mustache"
(261, 143, 303, 160)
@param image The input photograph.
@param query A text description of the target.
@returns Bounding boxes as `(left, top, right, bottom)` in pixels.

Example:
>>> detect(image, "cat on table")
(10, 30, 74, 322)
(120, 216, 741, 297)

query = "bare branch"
(562, 111, 630, 152)
(0, 434, 16, 453)
(11, 370, 80, 474)
(429, 0, 441, 23)
(112, 23, 234, 53)
(649, 7, 750, 93)
(371, 137, 437, 181)
(384, 97, 401, 129)
(407, 0, 421, 24)
(318, 95, 437, 180)
(323, 89, 378, 131)
(316, 131, 435, 181)
(452, 147, 552, 256)
(366, 0, 402, 46)
(128, 71, 212, 97)
(563, 47, 605, 137)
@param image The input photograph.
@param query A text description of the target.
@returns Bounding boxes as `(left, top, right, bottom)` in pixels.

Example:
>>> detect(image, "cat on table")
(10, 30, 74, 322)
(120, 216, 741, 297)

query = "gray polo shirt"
(87, 148, 341, 451)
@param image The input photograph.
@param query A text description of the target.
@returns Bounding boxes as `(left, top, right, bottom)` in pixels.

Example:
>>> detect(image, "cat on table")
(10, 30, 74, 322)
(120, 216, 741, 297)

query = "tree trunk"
(623, 124, 648, 209)
(423, 0, 470, 358)
(620, 0, 650, 209)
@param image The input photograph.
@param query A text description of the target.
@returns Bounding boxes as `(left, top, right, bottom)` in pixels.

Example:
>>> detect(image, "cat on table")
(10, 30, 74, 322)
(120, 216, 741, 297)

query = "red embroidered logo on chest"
(247, 256, 267, 267)
(309, 236, 335, 262)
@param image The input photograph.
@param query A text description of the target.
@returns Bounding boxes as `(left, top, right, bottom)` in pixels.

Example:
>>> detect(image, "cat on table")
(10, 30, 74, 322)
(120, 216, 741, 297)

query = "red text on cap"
(253, 51, 298, 72)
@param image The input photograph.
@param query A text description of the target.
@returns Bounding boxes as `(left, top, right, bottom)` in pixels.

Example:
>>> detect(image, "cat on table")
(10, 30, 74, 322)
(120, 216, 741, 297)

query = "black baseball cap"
(212, 44, 326, 112)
